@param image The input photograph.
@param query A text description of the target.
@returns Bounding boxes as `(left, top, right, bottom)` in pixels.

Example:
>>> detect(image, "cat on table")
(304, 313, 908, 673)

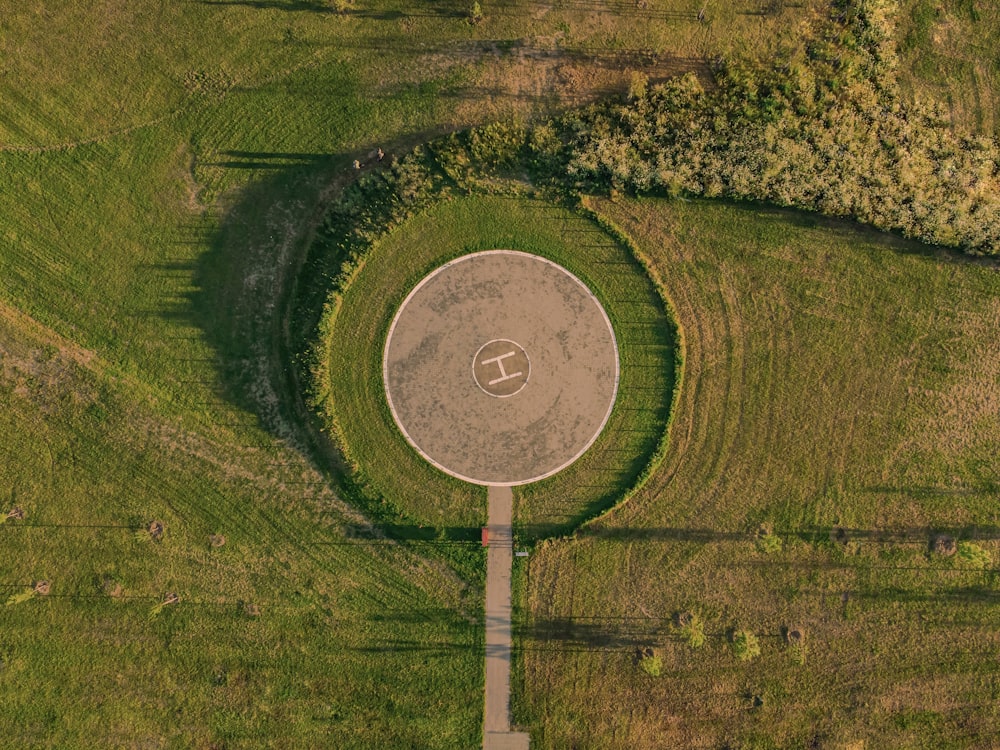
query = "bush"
(731, 630, 761, 661)
(639, 651, 662, 677)
(756, 524, 783, 554)
(956, 541, 992, 570)
(468, 121, 527, 172)
(677, 612, 706, 648)
(549, 1, 1000, 255)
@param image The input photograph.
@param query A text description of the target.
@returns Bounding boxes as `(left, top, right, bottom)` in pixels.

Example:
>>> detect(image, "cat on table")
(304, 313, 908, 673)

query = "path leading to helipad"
(484, 485, 529, 750)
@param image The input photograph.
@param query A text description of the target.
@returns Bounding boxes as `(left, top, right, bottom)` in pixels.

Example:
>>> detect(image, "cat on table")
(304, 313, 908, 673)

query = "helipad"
(382, 250, 619, 486)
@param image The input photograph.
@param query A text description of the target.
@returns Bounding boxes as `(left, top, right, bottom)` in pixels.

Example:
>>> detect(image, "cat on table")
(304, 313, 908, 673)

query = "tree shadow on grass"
(703, 197, 1000, 271)
(315, 521, 1000, 548)
(185, 150, 342, 443)
(184, 137, 442, 440)
(196, 0, 469, 18)
(181, 136, 497, 587)
(198, 0, 334, 12)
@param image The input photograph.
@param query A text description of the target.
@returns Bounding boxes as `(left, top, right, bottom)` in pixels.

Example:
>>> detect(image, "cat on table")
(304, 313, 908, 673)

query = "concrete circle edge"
(382, 249, 621, 487)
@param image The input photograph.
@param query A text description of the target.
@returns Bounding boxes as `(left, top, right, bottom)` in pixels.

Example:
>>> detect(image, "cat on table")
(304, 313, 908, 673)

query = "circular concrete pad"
(383, 250, 619, 486)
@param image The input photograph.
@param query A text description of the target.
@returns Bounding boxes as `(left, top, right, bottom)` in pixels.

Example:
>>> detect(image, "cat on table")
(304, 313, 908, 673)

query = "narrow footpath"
(483, 485, 530, 750)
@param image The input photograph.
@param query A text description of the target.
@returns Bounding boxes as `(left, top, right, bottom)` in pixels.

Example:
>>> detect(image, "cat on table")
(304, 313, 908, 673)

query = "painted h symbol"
(480, 350, 523, 386)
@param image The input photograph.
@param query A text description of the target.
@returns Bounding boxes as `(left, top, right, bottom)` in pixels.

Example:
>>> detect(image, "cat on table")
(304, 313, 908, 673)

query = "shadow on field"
(514, 583, 1000, 652)
(297, 519, 1000, 553)
(518, 615, 673, 651)
(514, 615, 764, 653)
(313, 524, 486, 546)
(183, 135, 439, 435)
(180, 132, 470, 544)
(204, 150, 331, 170)
(197, 0, 469, 17)
(197, 0, 338, 14)
(184, 149, 344, 446)
(577, 522, 1000, 546)
(197, 0, 706, 21)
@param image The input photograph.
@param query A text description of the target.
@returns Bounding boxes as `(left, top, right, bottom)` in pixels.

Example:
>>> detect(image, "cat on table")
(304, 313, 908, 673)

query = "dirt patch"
(33, 580, 50, 596)
(100, 576, 124, 599)
(209, 533, 226, 548)
(452, 49, 711, 126)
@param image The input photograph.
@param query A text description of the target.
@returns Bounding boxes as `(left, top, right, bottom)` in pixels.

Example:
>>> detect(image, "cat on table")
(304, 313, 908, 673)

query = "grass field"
(2, 0, 760, 743)
(1, 0, 998, 745)
(518, 196, 1000, 748)
(897, 0, 1000, 136)
(313, 193, 676, 540)
(0, 289, 483, 747)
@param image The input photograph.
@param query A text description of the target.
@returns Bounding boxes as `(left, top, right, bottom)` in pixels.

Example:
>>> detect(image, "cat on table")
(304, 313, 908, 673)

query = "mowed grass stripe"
(0, 305, 483, 747)
(520, 197, 1000, 748)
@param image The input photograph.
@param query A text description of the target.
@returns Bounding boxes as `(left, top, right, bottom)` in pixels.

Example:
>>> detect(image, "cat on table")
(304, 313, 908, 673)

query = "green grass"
(519, 196, 1000, 748)
(315, 193, 676, 538)
(0, 4, 493, 745)
(0, 299, 483, 747)
(5, 0, 787, 740)
(897, 0, 1000, 136)
(1, 0, 996, 745)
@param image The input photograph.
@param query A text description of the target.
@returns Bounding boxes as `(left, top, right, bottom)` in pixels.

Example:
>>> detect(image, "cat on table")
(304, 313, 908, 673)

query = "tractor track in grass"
(0, 109, 185, 155)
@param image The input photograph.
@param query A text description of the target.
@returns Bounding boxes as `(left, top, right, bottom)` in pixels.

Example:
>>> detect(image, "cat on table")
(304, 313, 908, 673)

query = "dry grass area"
(444, 0, 825, 124)
(897, 0, 1000, 136)
(0, 0, 824, 150)
(518, 196, 1000, 749)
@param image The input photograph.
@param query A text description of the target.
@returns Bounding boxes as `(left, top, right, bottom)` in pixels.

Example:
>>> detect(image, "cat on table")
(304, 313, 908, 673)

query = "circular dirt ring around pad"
(383, 250, 619, 486)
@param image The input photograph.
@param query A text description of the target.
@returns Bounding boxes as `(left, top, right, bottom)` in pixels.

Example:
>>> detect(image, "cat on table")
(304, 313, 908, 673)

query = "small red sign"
(481, 527, 489, 547)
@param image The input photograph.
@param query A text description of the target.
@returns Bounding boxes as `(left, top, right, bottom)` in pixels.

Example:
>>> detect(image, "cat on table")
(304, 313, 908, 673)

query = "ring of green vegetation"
(311, 193, 678, 539)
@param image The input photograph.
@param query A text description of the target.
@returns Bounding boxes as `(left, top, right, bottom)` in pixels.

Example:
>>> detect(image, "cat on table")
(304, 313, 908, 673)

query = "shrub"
(639, 651, 662, 677)
(468, 121, 527, 172)
(956, 541, 992, 570)
(756, 524, 783, 554)
(731, 630, 761, 661)
(550, 1, 1000, 255)
(677, 612, 706, 648)
(627, 70, 649, 101)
